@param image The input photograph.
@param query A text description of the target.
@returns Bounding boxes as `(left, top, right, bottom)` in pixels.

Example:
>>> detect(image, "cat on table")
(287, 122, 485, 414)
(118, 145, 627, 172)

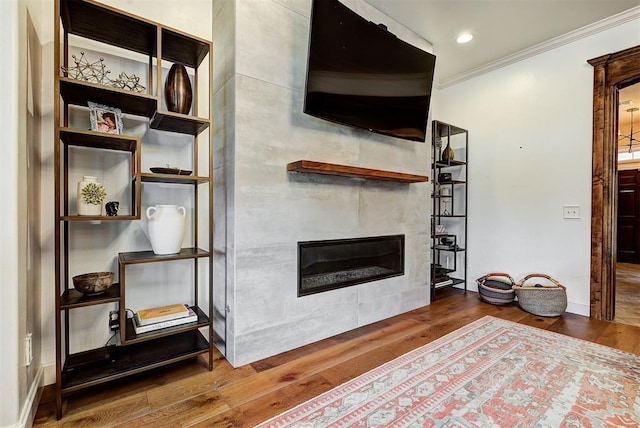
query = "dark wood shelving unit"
(59, 78, 158, 117)
(118, 247, 210, 265)
(61, 330, 209, 393)
(150, 111, 210, 135)
(59, 128, 140, 151)
(435, 159, 466, 168)
(431, 120, 468, 300)
(117, 248, 212, 347)
(123, 306, 209, 343)
(54, 0, 214, 419)
(434, 277, 465, 289)
(140, 172, 209, 184)
(432, 246, 466, 252)
(60, 0, 157, 56)
(60, 214, 140, 221)
(161, 28, 211, 68)
(287, 160, 429, 183)
(59, 127, 142, 218)
(60, 286, 121, 310)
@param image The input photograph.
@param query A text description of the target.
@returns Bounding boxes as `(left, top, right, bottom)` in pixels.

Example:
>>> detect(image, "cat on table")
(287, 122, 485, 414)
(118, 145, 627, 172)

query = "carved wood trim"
(589, 45, 640, 320)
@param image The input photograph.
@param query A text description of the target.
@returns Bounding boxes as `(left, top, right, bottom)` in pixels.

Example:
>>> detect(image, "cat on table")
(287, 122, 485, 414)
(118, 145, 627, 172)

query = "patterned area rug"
(256, 316, 640, 427)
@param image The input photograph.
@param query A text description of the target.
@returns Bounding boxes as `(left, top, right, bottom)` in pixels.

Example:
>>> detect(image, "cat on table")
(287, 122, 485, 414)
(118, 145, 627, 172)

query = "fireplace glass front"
(298, 235, 405, 296)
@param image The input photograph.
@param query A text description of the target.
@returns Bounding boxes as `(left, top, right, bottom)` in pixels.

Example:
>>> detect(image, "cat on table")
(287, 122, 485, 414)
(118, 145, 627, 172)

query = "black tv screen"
(304, 0, 436, 142)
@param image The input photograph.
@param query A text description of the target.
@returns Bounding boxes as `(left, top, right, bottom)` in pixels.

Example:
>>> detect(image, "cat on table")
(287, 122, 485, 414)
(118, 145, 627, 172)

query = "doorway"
(589, 45, 640, 322)
(615, 83, 640, 326)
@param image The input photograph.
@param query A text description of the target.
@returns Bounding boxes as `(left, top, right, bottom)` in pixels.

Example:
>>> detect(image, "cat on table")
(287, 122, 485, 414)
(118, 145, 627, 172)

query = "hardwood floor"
(34, 288, 640, 427)
(616, 262, 640, 327)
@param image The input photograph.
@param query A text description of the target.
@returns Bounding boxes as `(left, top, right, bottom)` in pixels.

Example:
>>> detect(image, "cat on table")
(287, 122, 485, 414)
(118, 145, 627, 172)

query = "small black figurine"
(105, 201, 119, 216)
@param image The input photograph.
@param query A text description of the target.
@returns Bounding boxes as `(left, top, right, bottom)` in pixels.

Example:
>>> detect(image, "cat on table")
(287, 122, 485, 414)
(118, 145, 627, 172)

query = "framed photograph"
(89, 102, 123, 135)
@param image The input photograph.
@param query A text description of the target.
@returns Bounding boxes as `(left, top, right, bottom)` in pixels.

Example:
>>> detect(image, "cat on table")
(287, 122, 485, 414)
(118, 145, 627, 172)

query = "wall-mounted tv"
(304, 0, 436, 143)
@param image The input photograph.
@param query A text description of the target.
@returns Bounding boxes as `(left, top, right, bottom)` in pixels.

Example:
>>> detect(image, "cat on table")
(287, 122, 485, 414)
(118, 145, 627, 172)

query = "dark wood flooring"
(34, 288, 640, 427)
(616, 262, 640, 327)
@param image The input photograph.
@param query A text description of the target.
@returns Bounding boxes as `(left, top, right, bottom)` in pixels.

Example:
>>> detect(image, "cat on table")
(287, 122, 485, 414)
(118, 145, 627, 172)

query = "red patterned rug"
(256, 316, 640, 427)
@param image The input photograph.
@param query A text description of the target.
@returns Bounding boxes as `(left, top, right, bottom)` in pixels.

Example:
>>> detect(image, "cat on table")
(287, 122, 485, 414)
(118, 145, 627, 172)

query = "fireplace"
(298, 235, 405, 296)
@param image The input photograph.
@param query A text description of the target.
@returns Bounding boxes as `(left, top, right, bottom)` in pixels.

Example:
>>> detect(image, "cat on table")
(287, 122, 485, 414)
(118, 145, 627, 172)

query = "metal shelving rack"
(431, 120, 468, 300)
(53, 0, 214, 419)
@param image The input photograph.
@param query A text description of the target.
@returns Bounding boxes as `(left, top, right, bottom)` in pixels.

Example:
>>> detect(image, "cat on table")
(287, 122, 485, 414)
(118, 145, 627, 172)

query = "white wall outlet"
(563, 205, 581, 219)
(24, 333, 33, 366)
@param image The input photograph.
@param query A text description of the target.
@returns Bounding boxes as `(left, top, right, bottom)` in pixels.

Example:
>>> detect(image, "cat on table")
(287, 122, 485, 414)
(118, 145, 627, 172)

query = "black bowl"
(440, 237, 455, 246)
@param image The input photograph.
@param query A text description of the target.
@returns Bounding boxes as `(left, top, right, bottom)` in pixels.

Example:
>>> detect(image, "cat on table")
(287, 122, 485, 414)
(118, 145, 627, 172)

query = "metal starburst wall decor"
(61, 51, 146, 93)
(111, 72, 146, 93)
(61, 51, 112, 85)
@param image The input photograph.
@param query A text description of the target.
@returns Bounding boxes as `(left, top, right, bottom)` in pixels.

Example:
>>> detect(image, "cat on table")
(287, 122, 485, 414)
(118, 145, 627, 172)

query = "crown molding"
(436, 6, 640, 90)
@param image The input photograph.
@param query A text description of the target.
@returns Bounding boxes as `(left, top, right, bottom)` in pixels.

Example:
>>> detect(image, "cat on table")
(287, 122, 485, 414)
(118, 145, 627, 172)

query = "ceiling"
(366, 0, 640, 87)
(364, 0, 640, 150)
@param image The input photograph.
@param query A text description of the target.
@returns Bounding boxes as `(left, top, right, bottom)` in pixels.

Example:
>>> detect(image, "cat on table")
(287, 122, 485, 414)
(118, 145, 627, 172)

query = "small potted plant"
(77, 176, 107, 216)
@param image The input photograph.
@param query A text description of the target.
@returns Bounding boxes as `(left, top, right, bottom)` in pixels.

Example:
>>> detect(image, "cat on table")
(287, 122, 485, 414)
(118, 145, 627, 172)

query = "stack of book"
(133, 303, 197, 334)
(434, 273, 453, 288)
(434, 277, 453, 288)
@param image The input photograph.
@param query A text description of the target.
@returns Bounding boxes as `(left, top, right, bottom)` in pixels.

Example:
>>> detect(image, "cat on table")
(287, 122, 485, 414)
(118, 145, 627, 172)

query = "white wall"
(0, 0, 22, 424)
(96, 0, 212, 40)
(1, 0, 43, 426)
(436, 17, 640, 316)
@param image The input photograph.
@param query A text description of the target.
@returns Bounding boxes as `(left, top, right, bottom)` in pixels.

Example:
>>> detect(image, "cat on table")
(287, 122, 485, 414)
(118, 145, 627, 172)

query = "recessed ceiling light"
(456, 33, 473, 44)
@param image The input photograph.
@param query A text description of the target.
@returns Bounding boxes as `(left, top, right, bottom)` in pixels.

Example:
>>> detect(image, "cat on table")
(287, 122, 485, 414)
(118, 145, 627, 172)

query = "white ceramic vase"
(77, 176, 103, 216)
(146, 205, 186, 255)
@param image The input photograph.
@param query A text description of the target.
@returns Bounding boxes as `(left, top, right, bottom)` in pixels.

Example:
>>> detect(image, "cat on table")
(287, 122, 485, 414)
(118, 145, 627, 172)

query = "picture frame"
(88, 101, 123, 135)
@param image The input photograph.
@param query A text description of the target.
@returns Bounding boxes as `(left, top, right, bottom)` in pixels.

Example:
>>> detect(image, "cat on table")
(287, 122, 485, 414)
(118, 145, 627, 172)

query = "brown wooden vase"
(164, 64, 192, 115)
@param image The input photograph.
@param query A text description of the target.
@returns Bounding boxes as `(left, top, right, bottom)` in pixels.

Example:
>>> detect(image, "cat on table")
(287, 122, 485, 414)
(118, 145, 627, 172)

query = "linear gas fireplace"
(298, 235, 405, 296)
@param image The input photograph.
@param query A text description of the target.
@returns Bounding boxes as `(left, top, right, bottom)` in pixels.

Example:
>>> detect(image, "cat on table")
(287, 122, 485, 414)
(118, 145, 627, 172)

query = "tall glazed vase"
(164, 64, 192, 115)
(77, 176, 102, 216)
(147, 205, 186, 255)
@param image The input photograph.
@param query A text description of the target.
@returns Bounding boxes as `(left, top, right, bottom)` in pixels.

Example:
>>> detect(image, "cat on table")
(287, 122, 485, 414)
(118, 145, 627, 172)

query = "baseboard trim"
(4, 365, 44, 428)
(42, 362, 55, 387)
(567, 301, 590, 317)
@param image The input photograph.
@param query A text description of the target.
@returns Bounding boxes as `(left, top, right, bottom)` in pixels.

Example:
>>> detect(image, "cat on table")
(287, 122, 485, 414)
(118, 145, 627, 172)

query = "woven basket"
(476, 272, 515, 305)
(513, 273, 567, 317)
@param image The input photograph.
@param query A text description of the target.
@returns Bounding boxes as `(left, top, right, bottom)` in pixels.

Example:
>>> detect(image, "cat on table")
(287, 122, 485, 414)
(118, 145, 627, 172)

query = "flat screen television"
(304, 0, 436, 142)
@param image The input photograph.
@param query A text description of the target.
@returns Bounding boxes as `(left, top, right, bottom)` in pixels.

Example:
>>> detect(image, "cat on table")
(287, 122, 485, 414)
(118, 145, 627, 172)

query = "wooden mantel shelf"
(287, 160, 428, 183)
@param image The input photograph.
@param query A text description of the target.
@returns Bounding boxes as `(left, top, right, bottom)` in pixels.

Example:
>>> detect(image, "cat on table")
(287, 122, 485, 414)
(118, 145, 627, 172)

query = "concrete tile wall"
(213, 0, 236, 359)
(215, 0, 433, 366)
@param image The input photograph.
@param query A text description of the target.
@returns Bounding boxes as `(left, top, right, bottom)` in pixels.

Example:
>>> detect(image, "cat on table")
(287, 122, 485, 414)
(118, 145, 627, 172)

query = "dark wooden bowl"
(72, 272, 114, 295)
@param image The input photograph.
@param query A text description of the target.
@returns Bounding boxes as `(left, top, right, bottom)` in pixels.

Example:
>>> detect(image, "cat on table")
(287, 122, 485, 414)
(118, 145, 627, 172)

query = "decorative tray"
(150, 167, 193, 176)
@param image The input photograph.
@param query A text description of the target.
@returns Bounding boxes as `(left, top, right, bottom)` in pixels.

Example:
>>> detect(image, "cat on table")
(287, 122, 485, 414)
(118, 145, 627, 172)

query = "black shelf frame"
(434, 277, 465, 290)
(123, 305, 209, 344)
(58, 127, 142, 219)
(117, 248, 212, 347)
(431, 120, 468, 300)
(54, 0, 215, 419)
(140, 172, 210, 184)
(60, 286, 121, 309)
(61, 330, 209, 393)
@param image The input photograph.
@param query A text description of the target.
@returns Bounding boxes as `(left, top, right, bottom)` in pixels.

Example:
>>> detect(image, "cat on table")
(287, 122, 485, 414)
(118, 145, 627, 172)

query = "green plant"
(81, 182, 107, 205)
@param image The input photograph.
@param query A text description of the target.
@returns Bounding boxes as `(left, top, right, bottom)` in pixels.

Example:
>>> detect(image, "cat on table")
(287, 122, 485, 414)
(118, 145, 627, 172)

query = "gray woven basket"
(476, 272, 515, 305)
(513, 273, 567, 317)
